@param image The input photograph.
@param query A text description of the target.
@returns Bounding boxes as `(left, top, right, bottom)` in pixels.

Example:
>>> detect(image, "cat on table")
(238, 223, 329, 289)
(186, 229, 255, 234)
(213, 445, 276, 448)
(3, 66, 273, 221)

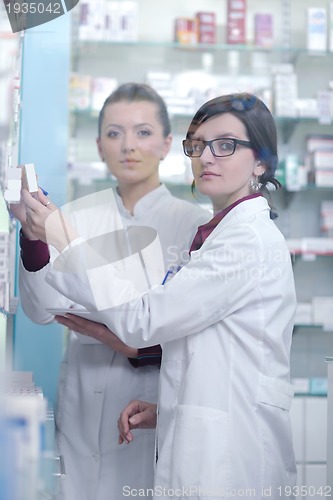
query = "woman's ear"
(162, 133, 173, 160)
(96, 137, 105, 161)
(254, 161, 265, 177)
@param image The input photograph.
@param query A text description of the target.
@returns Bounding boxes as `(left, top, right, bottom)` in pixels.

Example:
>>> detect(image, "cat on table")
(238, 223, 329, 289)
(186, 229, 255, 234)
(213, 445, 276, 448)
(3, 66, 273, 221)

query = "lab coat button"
(93, 453, 99, 462)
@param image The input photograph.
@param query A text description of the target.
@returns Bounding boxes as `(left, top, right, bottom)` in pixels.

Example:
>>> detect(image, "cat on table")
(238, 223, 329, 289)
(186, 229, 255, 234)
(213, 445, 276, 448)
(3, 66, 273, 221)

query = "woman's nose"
(200, 144, 215, 163)
(121, 136, 136, 153)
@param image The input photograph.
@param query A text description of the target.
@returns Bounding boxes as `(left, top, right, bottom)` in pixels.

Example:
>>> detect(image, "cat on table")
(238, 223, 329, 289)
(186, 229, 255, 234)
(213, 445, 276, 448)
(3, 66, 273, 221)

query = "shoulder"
(164, 194, 210, 224)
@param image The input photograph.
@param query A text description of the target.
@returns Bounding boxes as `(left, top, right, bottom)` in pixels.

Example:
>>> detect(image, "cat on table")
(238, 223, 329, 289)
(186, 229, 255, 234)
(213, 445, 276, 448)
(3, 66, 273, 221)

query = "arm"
(45, 224, 261, 347)
(117, 400, 157, 444)
(23, 189, 262, 347)
(10, 190, 75, 324)
(55, 313, 138, 358)
(54, 313, 162, 366)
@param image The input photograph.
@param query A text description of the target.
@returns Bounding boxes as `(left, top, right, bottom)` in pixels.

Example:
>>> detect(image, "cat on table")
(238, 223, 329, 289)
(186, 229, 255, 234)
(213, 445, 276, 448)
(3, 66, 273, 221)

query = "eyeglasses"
(182, 138, 254, 158)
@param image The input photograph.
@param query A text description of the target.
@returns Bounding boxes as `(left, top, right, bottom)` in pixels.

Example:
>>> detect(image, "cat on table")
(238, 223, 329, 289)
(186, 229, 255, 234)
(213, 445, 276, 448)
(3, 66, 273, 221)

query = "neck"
(118, 179, 161, 214)
(212, 191, 259, 215)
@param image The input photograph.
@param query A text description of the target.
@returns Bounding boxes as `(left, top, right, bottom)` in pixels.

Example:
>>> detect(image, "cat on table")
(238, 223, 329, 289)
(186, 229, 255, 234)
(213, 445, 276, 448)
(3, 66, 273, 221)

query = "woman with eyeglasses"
(22, 92, 297, 499)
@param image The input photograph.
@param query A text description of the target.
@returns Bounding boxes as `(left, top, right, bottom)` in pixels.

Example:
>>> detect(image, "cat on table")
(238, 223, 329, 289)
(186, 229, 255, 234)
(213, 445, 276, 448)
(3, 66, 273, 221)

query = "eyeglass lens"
(184, 138, 236, 157)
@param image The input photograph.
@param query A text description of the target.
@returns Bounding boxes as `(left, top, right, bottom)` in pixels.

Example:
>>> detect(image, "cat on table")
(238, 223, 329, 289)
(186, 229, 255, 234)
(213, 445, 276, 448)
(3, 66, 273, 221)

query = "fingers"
(22, 188, 41, 210)
(22, 188, 57, 212)
(54, 313, 89, 332)
(54, 313, 105, 340)
(118, 417, 134, 445)
(117, 400, 158, 445)
(117, 400, 140, 445)
(37, 188, 57, 210)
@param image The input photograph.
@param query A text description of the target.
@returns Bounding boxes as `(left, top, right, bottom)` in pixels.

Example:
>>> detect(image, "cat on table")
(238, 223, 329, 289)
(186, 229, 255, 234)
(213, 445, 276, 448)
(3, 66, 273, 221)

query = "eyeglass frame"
(182, 137, 254, 158)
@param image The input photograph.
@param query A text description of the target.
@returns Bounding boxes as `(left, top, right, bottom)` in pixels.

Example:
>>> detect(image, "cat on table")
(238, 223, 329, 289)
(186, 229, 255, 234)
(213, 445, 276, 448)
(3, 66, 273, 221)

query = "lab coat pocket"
(257, 375, 296, 475)
(170, 405, 228, 496)
(258, 374, 294, 411)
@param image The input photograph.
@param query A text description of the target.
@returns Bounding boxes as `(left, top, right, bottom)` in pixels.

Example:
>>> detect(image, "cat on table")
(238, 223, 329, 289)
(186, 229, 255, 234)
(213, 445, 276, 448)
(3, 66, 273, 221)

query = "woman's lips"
(122, 159, 140, 166)
(200, 171, 220, 177)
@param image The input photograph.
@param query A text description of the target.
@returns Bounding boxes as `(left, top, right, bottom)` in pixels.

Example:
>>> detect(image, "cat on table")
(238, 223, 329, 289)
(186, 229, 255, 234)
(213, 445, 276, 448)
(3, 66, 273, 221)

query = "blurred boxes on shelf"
(306, 134, 333, 187)
(78, 0, 138, 42)
(146, 72, 173, 95)
(306, 134, 333, 152)
(90, 77, 118, 112)
(309, 377, 328, 395)
(321, 200, 333, 235)
(254, 13, 273, 47)
(292, 377, 328, 396)
(78, 0, 105, 41)
(286, 237, 333, 255)
(315, 170, 333, 188)
(285, 155, 300, 191)
(295, 98, 318, 118)
(302, 237, 333, 254)
(312, 296, 333, 325)
(307, 7, 327, 51)
(317, 90, 333, 124)
(104, 1, 138, 42)
(280, 154, 308, 191)
(309, 147, 333, 187)
(0, 371, 48, 500)
(226, 0, 246, 44)
(146, 71, 195, 115)
(69, 74, 91, 111)
(294, 297, 333, 329)
(195, 12, 216, 44)
(292, 378, 311, 395)
(313, 149, 333, 166)
(174, 18, 197, 44)
(69, 75, 118, 112)
(272, 64, 298, 118)
(295, 302, 313, 325)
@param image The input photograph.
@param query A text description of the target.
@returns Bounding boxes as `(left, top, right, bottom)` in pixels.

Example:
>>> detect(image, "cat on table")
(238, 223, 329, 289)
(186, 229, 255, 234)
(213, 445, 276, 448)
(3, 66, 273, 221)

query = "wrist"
(126, 347, 139, 358)
(20, 224, 39, 241)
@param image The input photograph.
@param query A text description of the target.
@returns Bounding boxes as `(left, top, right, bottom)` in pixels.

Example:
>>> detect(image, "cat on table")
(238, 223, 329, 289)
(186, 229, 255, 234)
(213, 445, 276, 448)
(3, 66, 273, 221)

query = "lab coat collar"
(189, 193, 262, 253)
(190, 195, 271, 255)
(114, 184, 171, 218)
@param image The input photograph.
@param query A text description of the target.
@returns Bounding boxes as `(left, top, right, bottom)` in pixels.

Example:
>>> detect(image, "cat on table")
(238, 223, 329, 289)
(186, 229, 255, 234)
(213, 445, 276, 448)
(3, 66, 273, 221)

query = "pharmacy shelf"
(73, 39, 333, 57)
(72, 108, 328, 123)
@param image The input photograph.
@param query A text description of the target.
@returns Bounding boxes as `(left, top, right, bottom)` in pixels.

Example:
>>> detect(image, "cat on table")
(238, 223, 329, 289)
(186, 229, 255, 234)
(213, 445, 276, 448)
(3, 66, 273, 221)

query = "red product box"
(254, 13, 273, 47)
(227, 0, 246, 44)
(196, 12, 216, 44)
(174, 18, 197, 44)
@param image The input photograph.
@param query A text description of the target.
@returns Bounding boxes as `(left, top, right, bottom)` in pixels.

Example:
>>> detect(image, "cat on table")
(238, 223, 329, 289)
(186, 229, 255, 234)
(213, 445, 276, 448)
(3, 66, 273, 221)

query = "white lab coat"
(45, 195, 297, 500)
(19, 185, 209, 500)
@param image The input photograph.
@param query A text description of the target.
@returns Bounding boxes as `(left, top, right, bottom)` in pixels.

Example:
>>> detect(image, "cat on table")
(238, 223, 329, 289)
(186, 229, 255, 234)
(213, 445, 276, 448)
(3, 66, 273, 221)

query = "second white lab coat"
(19, 185, 209, 500)
(46, 195, 297, 500)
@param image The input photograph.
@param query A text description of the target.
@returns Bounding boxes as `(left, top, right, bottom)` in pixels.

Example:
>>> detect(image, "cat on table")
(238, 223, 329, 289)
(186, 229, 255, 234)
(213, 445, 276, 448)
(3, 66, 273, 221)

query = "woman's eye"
(138, 129, 152, 137)
(193, 143, 203, 152)
(219, 141, 233, 151)
(107, 130, 120, 138)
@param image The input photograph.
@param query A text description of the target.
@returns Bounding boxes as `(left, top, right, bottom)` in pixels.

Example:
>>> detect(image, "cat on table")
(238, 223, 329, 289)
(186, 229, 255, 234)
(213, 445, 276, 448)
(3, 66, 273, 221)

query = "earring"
(250, 177, 263, 192)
